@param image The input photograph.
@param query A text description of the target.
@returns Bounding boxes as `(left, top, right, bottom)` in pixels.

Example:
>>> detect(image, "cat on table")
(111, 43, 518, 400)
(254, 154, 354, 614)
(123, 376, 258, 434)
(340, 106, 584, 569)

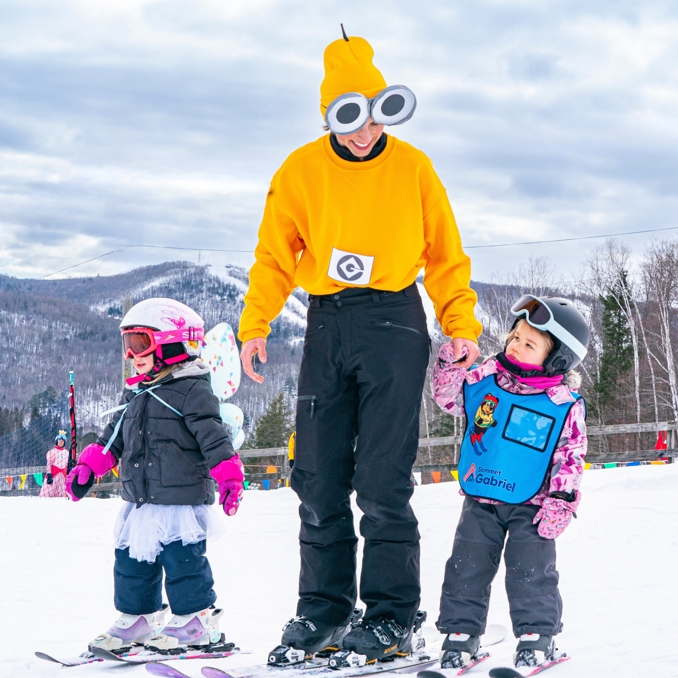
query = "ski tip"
(34, 652, 64, 665)
(201, 668, 232, 678)
(488, 669, 522, 678)
(145, 661, 191, 677)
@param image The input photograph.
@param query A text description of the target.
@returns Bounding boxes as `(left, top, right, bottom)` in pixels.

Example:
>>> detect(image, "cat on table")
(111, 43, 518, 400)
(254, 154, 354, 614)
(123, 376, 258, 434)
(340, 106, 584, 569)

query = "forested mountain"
(0, 261, 307, 433)
(4, 243, 678, 459)
(0, 260, 549, 446)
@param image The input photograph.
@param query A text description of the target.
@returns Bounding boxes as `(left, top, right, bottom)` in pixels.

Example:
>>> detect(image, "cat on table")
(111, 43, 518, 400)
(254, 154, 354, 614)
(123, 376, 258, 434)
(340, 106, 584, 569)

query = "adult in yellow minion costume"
(239, 31, 482, 661)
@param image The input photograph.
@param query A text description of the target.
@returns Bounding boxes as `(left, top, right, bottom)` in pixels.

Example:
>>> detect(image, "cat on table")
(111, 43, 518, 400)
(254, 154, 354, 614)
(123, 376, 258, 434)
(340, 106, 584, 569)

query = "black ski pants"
(291, 283, 430, 630)
(437, 497, 563, 638)
(114, 540, 217, 616)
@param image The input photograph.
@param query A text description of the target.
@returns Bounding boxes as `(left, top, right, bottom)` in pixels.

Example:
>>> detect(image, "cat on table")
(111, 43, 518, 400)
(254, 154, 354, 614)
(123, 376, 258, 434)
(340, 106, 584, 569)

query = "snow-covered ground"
(2, 464, 677, 678)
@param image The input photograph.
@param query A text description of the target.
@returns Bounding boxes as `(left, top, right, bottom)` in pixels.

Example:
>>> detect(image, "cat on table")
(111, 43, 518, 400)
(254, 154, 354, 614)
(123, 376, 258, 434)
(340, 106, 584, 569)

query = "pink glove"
(65, 443, 116, 502)
(210, 454, 245, 516)
(533, 491, 581, 539)
(439, 342, 468, 366)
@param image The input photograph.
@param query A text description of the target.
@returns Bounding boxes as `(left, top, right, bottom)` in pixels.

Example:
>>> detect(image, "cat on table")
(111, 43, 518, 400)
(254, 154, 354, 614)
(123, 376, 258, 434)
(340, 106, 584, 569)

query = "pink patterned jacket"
(431, 343, 587, 506)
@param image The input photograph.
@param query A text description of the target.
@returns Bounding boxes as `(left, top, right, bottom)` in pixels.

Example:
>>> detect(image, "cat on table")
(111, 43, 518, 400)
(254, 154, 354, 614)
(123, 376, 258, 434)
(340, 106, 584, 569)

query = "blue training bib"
(458, 375, 582, 504)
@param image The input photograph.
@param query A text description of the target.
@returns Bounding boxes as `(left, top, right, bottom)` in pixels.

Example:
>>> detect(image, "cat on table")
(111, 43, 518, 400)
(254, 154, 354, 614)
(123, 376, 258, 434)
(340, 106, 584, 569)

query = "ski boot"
(330, 610, 427, 666)
(440, 632, 484, 670)
(145, 607, 228, 653)
(89, 605, 168, 653)
(268, 608, 363, 666)
(514, 634, 558, 668)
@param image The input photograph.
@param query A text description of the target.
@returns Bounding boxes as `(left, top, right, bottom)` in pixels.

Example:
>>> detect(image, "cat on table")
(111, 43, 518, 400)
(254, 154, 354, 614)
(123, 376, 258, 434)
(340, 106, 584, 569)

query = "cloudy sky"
(1, 0, 677, 284)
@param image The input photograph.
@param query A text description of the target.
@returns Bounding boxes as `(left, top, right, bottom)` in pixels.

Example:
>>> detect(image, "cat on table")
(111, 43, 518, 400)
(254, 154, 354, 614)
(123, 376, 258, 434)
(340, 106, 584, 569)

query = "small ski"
(146, 664, 196, 678)
(34, 651, 103, 667)
(488, 654, 570, 677)
(90, 643, 243, 665)
(418, 653, 489, 677)
(144, 666, 261, 678)
(416, 624, 507, 677)
(208, 653, 437, 678)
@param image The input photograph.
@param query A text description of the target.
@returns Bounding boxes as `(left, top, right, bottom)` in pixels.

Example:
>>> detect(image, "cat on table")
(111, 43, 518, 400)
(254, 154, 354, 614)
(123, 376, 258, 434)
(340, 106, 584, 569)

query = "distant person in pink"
(39, 431, 69, 498)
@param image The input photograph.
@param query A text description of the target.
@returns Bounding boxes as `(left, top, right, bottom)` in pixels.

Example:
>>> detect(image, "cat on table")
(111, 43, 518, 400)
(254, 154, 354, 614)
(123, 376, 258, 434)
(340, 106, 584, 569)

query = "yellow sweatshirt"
(238, 134, 482, 343)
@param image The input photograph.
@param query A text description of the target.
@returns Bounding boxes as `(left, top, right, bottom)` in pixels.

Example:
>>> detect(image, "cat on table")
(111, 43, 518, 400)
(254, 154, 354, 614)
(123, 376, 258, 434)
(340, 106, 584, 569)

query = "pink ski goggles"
(121, 326, 204, 359)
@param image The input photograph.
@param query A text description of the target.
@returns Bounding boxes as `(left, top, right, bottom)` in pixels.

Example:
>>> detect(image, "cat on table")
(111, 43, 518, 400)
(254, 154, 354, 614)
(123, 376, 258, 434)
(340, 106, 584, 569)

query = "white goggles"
(324, 85, 417, 135)
(510, 294, 588, 361)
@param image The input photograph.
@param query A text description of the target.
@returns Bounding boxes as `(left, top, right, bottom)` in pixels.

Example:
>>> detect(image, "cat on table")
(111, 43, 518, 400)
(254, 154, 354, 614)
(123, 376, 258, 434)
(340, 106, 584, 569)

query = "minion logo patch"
(328, 248, 374, 285)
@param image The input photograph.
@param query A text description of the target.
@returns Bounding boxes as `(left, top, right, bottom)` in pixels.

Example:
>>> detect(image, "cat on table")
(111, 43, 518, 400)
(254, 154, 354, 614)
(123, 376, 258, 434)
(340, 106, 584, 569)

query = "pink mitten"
(65, 443, 116, 501)
(533, 491, 581, 539)
(210, 454, 245, 516)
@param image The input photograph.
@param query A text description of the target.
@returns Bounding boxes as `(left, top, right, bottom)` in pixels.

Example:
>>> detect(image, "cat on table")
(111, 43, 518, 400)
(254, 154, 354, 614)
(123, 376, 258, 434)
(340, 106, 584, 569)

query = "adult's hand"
(240, 338, 267, 384)
(452, 338, 479, 369)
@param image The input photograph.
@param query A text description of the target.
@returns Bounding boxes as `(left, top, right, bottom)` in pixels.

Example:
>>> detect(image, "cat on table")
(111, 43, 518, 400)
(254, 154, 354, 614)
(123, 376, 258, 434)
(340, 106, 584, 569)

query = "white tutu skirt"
(114, 502, 227, 563)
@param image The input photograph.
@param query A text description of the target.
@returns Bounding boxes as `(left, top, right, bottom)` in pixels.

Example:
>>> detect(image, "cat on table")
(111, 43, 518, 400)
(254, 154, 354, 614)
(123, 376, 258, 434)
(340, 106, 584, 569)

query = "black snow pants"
(437, 497, 563, 638)
(291, 283, 430, 630)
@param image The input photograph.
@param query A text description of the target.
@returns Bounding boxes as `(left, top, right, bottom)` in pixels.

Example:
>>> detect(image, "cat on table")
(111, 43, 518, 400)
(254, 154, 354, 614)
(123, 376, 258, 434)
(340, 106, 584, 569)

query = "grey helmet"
(509, 295, 590, 376)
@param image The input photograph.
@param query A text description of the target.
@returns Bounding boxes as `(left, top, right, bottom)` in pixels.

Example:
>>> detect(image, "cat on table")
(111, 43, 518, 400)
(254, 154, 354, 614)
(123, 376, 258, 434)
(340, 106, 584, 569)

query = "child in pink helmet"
(66, 298, 244, 653)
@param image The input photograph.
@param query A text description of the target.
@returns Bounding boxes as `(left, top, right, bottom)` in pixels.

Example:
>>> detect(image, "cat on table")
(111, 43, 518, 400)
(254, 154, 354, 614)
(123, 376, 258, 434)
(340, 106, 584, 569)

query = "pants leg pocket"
(294, 395, 318, 473)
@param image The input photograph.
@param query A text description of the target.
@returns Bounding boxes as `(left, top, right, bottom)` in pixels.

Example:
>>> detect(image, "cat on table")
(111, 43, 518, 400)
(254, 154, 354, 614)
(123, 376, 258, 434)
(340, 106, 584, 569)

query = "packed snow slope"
(1, 464, 677, 678)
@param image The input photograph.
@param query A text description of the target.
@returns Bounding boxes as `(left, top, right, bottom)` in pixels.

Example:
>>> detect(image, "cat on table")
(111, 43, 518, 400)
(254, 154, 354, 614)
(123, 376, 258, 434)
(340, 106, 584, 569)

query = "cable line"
(38, 224, 678, 279)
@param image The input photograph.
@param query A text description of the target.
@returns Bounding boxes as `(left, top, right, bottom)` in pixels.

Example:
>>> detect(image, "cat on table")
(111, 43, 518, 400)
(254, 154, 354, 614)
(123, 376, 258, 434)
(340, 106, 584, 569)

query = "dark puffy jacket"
(97, 362, 234, 507)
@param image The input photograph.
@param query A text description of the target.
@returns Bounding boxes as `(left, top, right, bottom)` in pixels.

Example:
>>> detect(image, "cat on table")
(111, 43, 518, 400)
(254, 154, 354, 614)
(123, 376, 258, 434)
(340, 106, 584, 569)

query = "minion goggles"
(324, 85, 417, 135)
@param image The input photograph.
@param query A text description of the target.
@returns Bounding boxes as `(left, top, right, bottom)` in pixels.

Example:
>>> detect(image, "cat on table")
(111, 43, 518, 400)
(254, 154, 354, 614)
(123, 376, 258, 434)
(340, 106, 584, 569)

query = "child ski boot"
(267, 608, 363, 666)
(329, 610, 427, 666)
(89, 605, 168, 652)
(440, 632, 484, 670)
(514, 634, 559, 668)
(145, 607, 227, 653)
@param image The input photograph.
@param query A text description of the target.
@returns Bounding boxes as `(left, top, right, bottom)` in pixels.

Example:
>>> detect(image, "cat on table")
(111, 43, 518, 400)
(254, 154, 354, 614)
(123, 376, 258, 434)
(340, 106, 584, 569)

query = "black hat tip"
(341, 23, 349, 41)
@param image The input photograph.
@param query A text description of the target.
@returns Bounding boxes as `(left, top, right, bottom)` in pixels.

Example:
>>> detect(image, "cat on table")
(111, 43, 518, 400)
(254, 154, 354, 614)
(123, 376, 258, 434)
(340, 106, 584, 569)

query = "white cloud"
(0, 0, 677, 282)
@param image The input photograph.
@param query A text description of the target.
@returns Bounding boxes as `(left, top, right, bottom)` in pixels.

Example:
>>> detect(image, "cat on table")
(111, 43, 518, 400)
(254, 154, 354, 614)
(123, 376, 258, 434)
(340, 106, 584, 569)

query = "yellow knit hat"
(320, 35, 387, 115)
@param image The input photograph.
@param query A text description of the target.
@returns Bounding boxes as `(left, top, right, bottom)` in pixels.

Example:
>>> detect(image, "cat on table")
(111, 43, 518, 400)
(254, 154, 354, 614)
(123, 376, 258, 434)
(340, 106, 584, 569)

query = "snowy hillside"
(0, 262, 307, 428)
(2, 464, 677, 677)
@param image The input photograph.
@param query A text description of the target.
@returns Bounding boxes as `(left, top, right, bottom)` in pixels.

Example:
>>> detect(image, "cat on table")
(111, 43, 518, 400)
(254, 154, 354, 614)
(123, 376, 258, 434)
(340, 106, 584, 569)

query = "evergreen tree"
(249, 392, 294, 449)
(594, 271, 634, 412)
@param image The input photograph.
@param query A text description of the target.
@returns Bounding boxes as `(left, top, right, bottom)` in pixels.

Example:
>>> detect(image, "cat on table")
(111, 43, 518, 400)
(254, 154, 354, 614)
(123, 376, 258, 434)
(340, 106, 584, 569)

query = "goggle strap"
(541, 321, 588, 361)
(152, 328, 204, 344)
(164, 353, 189, 365)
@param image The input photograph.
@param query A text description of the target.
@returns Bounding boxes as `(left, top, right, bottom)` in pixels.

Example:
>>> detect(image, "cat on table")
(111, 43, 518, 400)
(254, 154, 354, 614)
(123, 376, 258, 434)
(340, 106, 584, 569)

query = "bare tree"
(641, 240, 678, 421)
(480, 256, 556, 352)
(582, 241, 642, 427)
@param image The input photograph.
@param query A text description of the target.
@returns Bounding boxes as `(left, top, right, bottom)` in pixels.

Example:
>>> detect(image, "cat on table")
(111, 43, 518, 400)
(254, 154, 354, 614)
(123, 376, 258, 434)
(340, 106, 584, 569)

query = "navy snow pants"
(114, 539, 217, 616)
(291, 283, 430, 630)
(437, 497, 563, 638)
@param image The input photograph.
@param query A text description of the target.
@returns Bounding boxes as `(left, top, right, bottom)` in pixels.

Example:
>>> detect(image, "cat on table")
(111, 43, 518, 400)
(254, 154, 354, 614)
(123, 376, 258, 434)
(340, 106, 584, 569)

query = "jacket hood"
(170, 360, 211, 379)
(563, 370, 582, 391)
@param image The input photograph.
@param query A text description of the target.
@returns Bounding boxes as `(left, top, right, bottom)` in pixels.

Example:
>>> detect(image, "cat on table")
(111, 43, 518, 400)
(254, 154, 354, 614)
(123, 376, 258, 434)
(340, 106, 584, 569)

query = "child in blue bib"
(431, 296, 590, 671)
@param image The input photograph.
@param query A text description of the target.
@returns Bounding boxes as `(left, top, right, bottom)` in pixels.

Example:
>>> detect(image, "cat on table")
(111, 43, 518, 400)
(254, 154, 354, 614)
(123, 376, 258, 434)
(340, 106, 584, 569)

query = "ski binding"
(269, 645, 309, 666)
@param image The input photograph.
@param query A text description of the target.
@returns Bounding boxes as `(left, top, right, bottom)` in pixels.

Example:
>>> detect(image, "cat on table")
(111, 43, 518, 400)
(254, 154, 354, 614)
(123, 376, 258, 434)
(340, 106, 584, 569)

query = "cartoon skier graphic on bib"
(469, 393, 499, 455)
